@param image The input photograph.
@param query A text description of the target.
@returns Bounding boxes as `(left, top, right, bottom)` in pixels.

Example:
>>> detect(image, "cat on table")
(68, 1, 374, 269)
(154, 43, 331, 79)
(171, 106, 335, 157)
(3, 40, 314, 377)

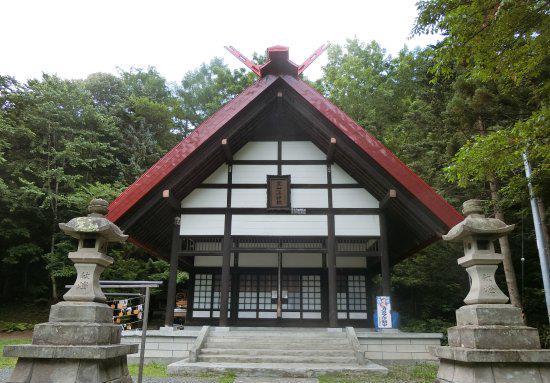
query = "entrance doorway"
(236, 269, 323, 321)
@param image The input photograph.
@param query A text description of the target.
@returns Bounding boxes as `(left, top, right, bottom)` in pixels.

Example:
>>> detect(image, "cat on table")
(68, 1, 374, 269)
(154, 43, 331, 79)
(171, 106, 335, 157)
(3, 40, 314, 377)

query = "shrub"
(0, 322, 34, 333)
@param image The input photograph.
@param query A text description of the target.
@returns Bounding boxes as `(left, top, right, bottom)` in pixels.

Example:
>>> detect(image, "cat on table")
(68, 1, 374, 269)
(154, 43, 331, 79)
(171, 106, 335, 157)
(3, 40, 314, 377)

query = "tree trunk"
(51, 274, 58, 302)
(489, 180, 522, 308)
(23, 262, 29, 291)
(475, 116, 522, 308)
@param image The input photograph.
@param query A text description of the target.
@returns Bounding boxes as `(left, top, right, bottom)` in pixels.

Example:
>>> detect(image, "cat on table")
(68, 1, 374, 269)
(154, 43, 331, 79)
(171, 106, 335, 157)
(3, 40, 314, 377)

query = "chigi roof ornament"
(225, 43, 329, 77)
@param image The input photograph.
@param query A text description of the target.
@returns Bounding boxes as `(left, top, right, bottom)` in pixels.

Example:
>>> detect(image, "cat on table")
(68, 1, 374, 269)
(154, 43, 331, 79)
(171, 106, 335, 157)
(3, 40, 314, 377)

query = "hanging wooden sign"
(267, 175, 291, 210)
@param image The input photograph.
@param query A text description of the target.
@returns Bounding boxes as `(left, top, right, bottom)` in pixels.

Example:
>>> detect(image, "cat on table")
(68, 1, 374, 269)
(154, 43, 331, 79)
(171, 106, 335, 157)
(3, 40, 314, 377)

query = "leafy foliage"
(0, 322, 34, 333)
(0, 59, 247, 302)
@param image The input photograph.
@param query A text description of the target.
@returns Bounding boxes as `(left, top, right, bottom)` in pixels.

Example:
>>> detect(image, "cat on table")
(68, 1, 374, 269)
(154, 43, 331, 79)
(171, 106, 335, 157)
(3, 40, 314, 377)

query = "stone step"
(211, 327, 343, 332)
(168, 360, 389, 378)
(209, 333, 347, 339)
(197, 354, 358, 364)
(205, 341, 350, 350)
(207, 336, 349, 345)
(200, 348, 355, 357)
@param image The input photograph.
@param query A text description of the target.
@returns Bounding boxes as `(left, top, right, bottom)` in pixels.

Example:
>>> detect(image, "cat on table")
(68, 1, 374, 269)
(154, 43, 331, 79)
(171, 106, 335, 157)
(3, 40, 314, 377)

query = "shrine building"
(107, 46, 462, 328)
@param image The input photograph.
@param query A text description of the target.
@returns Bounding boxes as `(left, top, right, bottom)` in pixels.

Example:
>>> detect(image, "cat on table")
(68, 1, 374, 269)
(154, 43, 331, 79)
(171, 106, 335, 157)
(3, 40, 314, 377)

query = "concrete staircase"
(200, 327, 357, 365)
(167, 327, 388, 377)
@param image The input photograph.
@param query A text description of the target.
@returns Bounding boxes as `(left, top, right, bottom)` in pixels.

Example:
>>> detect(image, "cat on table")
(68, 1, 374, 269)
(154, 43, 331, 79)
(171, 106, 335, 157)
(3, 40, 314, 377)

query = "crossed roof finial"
(225, 43, 329, 78)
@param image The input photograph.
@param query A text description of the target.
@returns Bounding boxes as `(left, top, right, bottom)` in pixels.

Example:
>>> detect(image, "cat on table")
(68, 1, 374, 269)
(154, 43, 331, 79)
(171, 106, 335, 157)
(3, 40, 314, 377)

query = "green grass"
(0, 338, 31, 368)
(126, 364, 236, 382)
(128, 362, 168, 378)
(318, 364, 437, 383)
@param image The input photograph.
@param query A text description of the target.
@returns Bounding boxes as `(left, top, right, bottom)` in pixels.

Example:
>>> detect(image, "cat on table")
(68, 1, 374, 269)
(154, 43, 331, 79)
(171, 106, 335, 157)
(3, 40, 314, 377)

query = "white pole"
(137, 286, 151, 383)
(523, 151, 550, 323)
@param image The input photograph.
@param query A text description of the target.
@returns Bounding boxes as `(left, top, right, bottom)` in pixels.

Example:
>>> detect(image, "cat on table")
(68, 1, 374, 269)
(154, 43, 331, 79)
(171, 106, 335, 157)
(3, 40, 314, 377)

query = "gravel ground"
(136, 377, 218, 383)
(0, 368, 10, 383)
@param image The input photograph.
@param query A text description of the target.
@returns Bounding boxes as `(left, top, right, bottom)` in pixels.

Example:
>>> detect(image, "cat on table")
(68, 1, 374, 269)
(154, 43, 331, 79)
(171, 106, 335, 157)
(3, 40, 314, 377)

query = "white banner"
(376, 296, 393, 329)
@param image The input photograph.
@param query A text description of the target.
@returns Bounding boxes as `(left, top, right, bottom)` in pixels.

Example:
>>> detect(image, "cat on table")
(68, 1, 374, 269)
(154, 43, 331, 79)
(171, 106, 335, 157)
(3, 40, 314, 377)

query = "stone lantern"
(443, 198, 512, 306)
(430, 199, 550, 383)
(60, 198, 127, 303)
(3, 199, 138, 383)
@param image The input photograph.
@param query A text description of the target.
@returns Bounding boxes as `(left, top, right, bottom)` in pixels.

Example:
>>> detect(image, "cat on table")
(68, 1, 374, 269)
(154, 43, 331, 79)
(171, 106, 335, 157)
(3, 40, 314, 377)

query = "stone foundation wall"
(121, 328, 199, 363)
(357, 331, 442, 363)
(121, 328, 441, 364)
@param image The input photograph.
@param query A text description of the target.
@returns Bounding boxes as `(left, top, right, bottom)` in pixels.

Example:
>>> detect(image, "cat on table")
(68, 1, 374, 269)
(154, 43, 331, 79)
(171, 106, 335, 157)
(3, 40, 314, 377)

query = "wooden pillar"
(380, 212, 391, 296)
(326, 162, 337, 327)
(219, 235, 231, 326)
(164, 216, 181, 327)
(366, 263, 375, 328)
(229, 251, 239, 322)
(219, 164, 232, 326)
(327, 216, 338, 327)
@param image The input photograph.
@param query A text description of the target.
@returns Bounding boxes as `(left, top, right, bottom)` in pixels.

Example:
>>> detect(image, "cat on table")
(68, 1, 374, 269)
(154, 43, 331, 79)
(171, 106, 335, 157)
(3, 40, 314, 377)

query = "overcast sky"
(1, 0, 440, 83)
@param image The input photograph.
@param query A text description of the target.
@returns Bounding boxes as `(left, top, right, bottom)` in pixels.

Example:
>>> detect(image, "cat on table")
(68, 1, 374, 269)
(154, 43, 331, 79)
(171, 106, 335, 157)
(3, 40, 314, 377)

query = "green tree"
(176, 58, 255, 134)
(415, 0, 550, 309)
(1, 74, 121, 298)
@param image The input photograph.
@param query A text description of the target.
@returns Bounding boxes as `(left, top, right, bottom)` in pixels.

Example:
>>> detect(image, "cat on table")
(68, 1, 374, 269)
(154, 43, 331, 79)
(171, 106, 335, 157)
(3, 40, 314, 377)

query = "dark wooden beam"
(336, 251, 380, 257)
(380, 189, 397, 210)
(219, 164, 232, 326)
(221, 138, 232, 164)
(380, 212, 391, 296)
(179, 207, 380, 215)
(326, 161, 338, 327)
(162, 189, 181, 211)
(164, 216, 181, 327)
(327, 137, 336, 163)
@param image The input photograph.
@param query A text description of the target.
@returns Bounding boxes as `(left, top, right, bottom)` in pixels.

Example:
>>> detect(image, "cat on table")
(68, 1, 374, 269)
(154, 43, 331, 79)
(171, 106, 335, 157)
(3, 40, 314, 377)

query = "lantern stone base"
(430, 346, 550, 383)
(3, 354, 133, 383)
(430, 304, 550, 383)
(2, 301, 138, 383)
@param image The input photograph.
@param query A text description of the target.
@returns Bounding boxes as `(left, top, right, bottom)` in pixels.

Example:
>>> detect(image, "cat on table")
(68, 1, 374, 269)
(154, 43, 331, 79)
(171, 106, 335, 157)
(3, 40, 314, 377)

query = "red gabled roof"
(107, 75, 277, 223)
(108, 46, 462, 232)
(281, 74, 463, 228)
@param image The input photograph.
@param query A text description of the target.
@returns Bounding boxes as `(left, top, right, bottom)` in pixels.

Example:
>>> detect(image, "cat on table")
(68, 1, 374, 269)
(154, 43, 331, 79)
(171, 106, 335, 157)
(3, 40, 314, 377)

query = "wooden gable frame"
(107, 74, 462, 265)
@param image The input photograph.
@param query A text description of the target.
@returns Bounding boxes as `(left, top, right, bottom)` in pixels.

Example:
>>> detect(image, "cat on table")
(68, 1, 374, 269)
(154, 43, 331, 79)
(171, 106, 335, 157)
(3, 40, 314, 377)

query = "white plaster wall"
(232, 215, 328, 236)
(193, 255, 235, 267)
(194, 255, 223, 267)
(291, 189, 328, 208)
(281, 141, 325, 160)
(331, 164, 358, 184)
(234, 141, 278, 160)
(282, 165, 327, 184)
(181, 188, 227, 208)
(282, 253, 322, 268)
(238, 253, 278, 267)
(332, 188, 379, 208)
(336, 256, 367, 268)
(180, 214, 225, 235)
(232, 165, 278, 184)
(203, 164, 228, 184)
(231, 188, 267, 208)
(334, 215, 380, 236)
(282, 312, 300, 319)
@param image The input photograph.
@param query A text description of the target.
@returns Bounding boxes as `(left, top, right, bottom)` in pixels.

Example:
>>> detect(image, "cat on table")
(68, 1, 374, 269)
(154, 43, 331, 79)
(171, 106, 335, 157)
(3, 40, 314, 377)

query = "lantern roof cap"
(443, 199, 514, 242)
(59, 199, 128, 243)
